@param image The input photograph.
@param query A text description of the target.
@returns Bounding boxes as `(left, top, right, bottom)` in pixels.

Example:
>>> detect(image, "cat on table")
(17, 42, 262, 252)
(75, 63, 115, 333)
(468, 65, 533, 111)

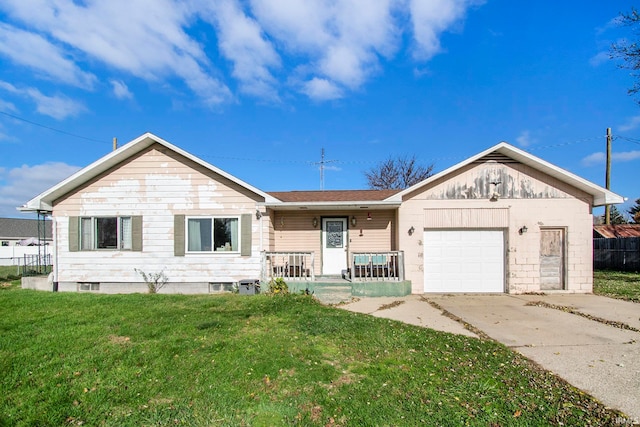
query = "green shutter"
(174, 215, 185, 256)
(241, 213, 251, 256)
(69, 216, 79, 252)
(132, 216, 143, 252)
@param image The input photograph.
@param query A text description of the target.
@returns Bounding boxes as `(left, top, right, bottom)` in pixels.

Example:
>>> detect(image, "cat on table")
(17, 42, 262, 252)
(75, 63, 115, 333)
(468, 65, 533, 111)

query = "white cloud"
(201, 1, 280, 100)
(589, 51, 609, 67)
(516, 130, 534, 147)
(613, 150, 640, 162)
(618, 115, 640, 132)
(582, 150, 640, 166)
(301, 78, 344, 101)
(0, 0, 232, 105)
(0, 98, 17, 113)
(110, 79, 133, 100)
(0, 162, 81, 218)
(0, 81, 85, 120)
(409, 0, 482, 60)
(26, 89, 86, 120)
(0, 23, 97, 89)
(581, 152, 605, 166)
(0, 0, 482, 103)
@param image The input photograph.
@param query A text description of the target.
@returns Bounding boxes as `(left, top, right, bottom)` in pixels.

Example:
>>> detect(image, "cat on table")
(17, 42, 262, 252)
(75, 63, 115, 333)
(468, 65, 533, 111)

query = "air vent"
(474, 152, 518, 164)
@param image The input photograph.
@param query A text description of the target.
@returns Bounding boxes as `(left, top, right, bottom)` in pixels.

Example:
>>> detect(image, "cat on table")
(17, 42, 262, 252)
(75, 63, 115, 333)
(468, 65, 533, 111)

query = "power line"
(616, 135, 640, 145)
(0, 111, 110, 144)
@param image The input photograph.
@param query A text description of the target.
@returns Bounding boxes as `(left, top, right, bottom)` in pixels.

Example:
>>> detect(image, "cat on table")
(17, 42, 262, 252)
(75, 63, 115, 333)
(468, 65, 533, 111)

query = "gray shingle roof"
(0, 218, 52, 239)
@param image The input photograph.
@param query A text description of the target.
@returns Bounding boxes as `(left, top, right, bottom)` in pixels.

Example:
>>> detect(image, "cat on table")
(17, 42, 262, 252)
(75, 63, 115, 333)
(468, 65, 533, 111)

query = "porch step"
(312, 285, 353, 304)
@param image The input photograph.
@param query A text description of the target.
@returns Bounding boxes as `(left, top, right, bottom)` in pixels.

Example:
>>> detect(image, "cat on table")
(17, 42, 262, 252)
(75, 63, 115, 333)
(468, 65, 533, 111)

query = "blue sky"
(1, 0, 639, 219)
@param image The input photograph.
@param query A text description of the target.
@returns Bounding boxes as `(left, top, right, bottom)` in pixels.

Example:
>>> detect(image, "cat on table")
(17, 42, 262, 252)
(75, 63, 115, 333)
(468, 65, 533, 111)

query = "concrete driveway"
(339, 294, 640, 420)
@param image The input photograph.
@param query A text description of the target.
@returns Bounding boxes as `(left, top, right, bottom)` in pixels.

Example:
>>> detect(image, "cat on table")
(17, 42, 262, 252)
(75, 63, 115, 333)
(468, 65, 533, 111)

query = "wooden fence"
(593, 237, 640, 271)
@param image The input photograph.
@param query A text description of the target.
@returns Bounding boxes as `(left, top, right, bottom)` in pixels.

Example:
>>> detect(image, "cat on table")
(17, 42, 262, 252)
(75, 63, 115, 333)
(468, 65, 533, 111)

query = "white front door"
(322, 218, 348, 275)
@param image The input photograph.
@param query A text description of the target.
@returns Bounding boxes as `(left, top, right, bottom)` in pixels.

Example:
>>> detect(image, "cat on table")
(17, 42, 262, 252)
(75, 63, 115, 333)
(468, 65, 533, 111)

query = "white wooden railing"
(262, 251, 315, 282)
(350, 251, 404, 281)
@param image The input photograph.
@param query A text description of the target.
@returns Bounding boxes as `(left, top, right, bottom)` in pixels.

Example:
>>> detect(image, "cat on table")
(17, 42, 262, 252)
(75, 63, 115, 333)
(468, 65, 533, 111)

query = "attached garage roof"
(387, 142, 624, 207)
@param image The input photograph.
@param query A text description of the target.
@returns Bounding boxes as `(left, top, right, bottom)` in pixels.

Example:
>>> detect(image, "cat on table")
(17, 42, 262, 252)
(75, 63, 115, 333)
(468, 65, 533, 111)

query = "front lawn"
(594, 270, 640, 302)
(0, 287, 626, 426)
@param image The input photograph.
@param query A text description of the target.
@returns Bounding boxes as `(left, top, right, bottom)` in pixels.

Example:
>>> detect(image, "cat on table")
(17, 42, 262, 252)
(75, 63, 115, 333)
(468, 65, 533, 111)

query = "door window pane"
(326, 220, 343, 248)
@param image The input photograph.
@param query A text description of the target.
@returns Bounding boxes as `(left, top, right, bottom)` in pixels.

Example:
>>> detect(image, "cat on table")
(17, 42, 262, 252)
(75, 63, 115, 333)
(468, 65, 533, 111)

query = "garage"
(423, 230, 504, 293)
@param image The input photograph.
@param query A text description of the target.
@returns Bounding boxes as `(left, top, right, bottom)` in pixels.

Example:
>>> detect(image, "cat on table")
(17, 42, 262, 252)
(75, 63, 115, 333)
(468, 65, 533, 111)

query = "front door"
(540, 228, 566, 290)
(322, 218, 348, 275)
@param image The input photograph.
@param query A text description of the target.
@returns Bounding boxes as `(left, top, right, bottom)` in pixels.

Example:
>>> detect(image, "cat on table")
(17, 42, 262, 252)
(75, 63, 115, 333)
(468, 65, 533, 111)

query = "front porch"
(261, 251, 411, 303)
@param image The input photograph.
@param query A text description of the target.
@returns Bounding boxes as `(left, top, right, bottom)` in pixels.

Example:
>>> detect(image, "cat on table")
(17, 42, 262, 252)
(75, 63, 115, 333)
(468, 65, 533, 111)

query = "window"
(1, 241, 8, 247)
(78, 282, 100, 292)
(187, 217, 239, 253)
(80, 217, 132, 250)
(209, 282, 234, 293)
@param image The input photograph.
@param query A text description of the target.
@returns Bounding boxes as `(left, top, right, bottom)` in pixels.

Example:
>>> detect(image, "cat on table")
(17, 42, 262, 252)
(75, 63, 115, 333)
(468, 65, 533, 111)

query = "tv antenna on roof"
(312, 148, 338, 191)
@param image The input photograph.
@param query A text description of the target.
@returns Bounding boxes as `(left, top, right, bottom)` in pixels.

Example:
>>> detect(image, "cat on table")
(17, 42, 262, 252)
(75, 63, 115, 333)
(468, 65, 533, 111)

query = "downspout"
(52, 216, 58, 292)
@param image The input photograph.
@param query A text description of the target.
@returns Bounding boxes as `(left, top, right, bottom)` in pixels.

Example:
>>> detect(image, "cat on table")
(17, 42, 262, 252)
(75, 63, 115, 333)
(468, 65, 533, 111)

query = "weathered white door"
(322, 218, 348, 275)
(540, 228, 565, 290)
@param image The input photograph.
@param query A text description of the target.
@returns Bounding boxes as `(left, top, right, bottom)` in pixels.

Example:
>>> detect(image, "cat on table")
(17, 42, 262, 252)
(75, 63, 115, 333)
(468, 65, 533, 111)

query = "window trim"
(185, 215, 241, 254)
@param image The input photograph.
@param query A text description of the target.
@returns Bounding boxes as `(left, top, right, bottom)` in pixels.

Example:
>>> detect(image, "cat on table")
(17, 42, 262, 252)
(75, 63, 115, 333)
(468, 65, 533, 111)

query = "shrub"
(268, 277, 288, 295)
(134, 268, 168, 294)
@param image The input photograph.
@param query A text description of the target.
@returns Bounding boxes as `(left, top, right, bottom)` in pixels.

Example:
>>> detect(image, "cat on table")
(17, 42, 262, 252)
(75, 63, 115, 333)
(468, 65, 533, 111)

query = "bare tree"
(611, 8, 640, 103)
(365, 155, 434, 190)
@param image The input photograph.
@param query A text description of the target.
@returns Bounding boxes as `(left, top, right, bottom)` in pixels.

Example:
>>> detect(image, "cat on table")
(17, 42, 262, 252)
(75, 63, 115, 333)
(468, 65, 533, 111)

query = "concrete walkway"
(338, 293, 640, 421)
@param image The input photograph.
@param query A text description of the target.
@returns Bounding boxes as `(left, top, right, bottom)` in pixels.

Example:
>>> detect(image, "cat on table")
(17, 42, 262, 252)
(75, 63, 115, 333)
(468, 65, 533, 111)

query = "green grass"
(0, 265, 22, 281)
(0, 288, 627, 426)
(594, 270, 640, 302)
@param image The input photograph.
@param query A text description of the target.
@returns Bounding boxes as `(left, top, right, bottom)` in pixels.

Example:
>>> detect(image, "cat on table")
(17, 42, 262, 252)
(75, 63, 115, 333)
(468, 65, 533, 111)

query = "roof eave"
(264, 200, 402, 210)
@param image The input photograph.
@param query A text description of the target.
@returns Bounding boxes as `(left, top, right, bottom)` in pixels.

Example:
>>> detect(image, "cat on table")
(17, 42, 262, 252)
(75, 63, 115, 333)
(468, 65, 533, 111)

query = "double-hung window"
(187, 217, 239, 253)
(80, 216, 133, 250)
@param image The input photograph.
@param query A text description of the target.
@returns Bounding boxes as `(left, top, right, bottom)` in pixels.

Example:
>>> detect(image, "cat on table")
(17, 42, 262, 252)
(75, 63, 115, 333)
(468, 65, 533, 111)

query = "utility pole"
(605, 127, 612, 225)
(113, 137, 118, 151)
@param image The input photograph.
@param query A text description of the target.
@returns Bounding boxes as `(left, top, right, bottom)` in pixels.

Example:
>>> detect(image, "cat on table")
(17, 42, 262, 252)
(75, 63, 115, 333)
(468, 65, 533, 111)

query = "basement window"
(209, 282, 234, 293)
(78, 282, 100, 292)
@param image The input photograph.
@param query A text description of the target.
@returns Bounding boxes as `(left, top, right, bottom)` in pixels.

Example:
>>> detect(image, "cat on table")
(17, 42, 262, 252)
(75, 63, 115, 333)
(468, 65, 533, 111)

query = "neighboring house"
(593, 224, 640, 238)
(0, 218, 52, 246)
(20, 133, 623, 294)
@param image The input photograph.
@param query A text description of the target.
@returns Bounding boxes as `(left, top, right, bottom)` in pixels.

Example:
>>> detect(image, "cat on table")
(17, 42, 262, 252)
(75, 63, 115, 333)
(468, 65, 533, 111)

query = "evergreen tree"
(628, 198, 640, 223)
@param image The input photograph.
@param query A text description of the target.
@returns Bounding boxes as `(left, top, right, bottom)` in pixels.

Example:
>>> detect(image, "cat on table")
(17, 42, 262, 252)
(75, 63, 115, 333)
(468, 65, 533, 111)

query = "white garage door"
(424, 230, 504, 293)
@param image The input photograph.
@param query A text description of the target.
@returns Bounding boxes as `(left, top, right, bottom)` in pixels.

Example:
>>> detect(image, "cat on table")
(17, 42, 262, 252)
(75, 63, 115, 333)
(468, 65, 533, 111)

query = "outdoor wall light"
(255, 209, 262, 220)
(519, 225, 528, 235)
(367, 212, 372, 221)
(351, 216, 357, 226)
(408, 226, 415, 236)
(280, 217, 285, 227)
(312, 217, 318, 228)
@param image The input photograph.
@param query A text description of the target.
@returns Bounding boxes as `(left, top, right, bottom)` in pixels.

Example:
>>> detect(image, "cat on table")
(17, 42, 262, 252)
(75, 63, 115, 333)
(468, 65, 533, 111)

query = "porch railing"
(262, 251, 315, 282)
(350, 251, 404, 282)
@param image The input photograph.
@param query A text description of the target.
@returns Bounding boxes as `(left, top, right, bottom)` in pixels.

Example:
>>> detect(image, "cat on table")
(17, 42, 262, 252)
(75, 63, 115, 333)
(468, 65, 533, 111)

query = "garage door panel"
(424, 230, 504, 293)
